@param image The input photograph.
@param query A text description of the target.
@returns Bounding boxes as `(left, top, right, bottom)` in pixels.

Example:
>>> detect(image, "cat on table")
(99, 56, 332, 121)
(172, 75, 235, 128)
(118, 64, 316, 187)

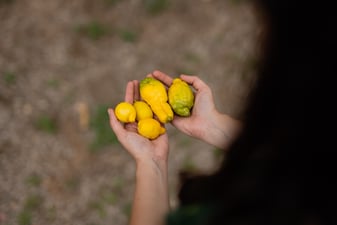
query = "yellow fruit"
(133, 101, 153, 121)
(139, 77, 174, 123)
(138, 118, 166, 139)
(168, 78, 194, 116)
(114, 102, 136, 123)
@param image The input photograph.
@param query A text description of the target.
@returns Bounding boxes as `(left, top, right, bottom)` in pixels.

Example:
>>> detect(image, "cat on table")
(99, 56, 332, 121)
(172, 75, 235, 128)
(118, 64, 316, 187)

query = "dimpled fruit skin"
(138, 118, 166, 139)
(139, 77, 173, 123)
(133, 101, 153, 121)
(114, 102, 136, 123)
(168, 78, 194, 116)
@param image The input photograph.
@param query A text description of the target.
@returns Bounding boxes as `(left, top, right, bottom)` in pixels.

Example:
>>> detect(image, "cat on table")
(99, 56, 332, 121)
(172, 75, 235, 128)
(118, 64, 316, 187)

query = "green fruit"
(168, 78, 194, 117)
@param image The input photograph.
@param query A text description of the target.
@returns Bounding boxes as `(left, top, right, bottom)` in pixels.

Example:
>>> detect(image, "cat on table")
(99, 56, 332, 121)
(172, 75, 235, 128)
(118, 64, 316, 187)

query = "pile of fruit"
(114, 77, 194, 139)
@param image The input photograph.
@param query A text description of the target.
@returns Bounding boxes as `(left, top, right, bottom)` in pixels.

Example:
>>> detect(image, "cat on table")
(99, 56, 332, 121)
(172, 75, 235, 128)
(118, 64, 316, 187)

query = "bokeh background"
(0, 0, 259, 224)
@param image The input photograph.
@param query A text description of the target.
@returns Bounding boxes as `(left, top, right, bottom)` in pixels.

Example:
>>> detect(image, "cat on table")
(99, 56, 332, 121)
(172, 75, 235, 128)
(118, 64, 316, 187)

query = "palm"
(173, 82, 215, 138)
(151, 70, 216, 139)
(120, 126, 168, 162)
(108, 79, 169, 163)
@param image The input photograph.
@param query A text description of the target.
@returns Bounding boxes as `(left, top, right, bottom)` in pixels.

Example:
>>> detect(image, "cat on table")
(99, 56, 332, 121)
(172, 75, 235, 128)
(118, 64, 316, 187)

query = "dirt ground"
(0, 0, 259, 224)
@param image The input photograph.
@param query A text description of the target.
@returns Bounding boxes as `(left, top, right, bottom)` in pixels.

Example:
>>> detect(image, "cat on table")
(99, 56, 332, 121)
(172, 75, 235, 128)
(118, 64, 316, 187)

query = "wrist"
(203, 110, 242, 149)
(135, 158, 168, 177)
(131, 155, 170, 225)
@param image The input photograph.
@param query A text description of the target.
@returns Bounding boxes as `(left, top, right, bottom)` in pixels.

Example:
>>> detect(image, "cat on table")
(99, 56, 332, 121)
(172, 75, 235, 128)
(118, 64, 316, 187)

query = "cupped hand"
(151, 70, 218, 141)
(108, 79, 169, 164)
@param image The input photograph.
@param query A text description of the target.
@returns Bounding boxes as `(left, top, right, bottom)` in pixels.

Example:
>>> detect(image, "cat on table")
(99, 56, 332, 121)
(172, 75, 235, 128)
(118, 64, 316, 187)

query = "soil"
(0, 0, 259, 224)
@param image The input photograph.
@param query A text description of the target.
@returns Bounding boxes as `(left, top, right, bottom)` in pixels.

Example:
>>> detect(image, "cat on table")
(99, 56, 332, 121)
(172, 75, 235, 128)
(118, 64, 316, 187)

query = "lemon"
(168, 78, 194, 116)
(140, 77, 168, 102)
(114, 102, 136, 123)
(138, 118, 166, 139)
(133, 101, 153, 121)
(140, 77, 174, 123)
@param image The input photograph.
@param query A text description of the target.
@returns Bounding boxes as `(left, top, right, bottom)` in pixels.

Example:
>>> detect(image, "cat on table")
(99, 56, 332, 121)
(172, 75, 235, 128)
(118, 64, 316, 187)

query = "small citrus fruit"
(168, 78, 194, 116)
(133, 101, 153, 121)
(138, 118, 166, 139)
(114, 102, 136, 123)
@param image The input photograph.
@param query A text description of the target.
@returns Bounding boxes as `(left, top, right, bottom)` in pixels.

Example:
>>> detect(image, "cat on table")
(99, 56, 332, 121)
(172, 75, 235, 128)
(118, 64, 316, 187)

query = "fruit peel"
(137, 118, 166, 139)
(114, 102, 136, 123)
(168, 78, 194, 117)
(133, 101, 153, 121)
(140, 77, 174, 123)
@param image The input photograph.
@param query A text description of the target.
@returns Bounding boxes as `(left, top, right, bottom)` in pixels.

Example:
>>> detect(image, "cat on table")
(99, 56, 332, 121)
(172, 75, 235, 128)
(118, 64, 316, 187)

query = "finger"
(133, 80, 140, 101)
(180, 75, 208, 92)
(171, 116, 186, 131)
(152, 70, 173, 86)
(108, 108, 126, 139)
(125, 81, 134, 103)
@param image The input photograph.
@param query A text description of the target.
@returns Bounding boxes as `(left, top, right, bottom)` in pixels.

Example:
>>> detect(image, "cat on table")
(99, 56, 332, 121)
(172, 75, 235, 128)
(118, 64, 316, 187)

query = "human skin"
(151, 70, 242, 150)
(108, 71, 242, 225)
(108, 80, 169, 225)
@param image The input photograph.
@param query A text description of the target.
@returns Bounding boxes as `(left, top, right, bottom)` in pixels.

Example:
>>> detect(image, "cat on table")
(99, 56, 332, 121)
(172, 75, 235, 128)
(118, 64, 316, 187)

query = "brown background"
(0, 0, 258, 224)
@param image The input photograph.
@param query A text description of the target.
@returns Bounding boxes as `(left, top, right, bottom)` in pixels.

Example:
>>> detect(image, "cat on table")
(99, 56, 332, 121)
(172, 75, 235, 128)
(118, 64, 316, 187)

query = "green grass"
(25, 174, 42, 187)
(46, 206, 57, 222)
(76, 21, 110, 40)
(89, 201, 107, 218)
(17, 210, 32, 225)
(122, 202, 132, 217)
(47, 78, 60, 89)
(118, 29, 138, 43)
(17, 194, 44, 225)
(24, 195, 43, 211)
(3, 71, 16, 85)
(90, 104, 118, 152)
(35, 115, 57, 134)
(144, 0, 169, 15)
(102, 190, 118, 205)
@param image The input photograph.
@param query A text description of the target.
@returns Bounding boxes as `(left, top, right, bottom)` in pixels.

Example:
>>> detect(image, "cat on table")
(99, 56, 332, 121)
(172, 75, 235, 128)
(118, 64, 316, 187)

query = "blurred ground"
(0, 0, 259, 224)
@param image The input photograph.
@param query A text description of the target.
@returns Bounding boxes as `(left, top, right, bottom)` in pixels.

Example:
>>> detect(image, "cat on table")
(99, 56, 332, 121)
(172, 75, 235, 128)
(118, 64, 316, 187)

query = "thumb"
(108, 108, 126, 139)
(171, 116, 191, 136)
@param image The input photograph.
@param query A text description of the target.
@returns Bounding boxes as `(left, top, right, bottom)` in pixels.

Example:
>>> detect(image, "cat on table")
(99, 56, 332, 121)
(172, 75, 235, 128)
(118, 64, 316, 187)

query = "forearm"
(202, 111, 242, 150)
(129, 160, 170, 225)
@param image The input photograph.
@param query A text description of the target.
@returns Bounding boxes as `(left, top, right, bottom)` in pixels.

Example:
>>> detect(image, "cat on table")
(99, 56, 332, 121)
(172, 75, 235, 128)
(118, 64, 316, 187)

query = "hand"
(109, 80, 170, 225)
(151, 70, 242, 149)
(151, 70, 216, 138)
(108, 80, 169, 164)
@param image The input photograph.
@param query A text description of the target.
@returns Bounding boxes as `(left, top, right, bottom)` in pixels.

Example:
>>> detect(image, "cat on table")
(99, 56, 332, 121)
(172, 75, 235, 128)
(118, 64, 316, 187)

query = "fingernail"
(107, 108, 112, 115)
